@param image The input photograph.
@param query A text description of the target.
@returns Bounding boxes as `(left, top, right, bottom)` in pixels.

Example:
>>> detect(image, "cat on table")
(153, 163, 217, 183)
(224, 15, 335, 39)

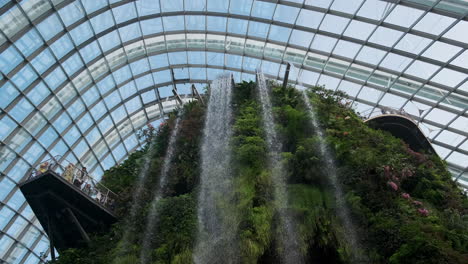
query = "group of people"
(37, 161, 56, 175)
(62, 164, 108, 204)
(35, 161, 114, 208)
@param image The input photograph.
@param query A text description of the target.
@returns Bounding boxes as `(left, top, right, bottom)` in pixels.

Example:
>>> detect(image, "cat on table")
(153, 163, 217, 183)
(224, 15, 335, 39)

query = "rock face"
(52, 82, 468, 264)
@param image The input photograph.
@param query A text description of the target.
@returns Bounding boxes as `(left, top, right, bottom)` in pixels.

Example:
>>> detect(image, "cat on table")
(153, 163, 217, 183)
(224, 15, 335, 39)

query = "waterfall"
(301, 90, 367, 263)
(140, 115, 182, 264)
(256, 72, 303, 264)
(113, 137, 157, 262)
(193, 75, 238, 264)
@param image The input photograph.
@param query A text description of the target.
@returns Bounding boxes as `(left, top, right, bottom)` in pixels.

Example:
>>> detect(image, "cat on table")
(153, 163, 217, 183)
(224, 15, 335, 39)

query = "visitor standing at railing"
(96, 190, 103, 203)
(29, 158, 117, 210)
(38, 162, 49, 174)
(63, 164, 75, 183)
(82, 183, 92, 195)
(73, 167, 87, 188)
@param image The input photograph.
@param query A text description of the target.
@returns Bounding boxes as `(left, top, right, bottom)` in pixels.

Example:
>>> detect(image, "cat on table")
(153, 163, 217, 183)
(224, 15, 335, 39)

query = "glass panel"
(31, 48, 55, 74)
(20, 225, 41, 248)
(113, 3, 137, 24)
(444, 20, 468, 43)
(59, 2, 85, 26)
(64, 125, 80, 145)
(36, 13, 63, 41)
(414, 12, 455, 35)
(0, 178, 16, 204)
(15, 29, 43, 57)
(0, 206, 15, 230)
(70, 21, 94, 45)
(50, 34, 74, 59)
(369, 26, 404, 47)
(320, 14, 349, 35)
(161, 0, 183, 12)
(90, 101, 107, 120)
(247, 21, 269, 39)
(6, 216, 27, 238)
(137, 0, 161, 16)
(23, 112, 47, 136)
(82, 0, 106, 13)
(0, 6, 28, 41)
(40, 97, 62, 119)
(229, 0, 253, 15)
(268, 25, 291, 43)
(141, 17, 163, 35)
(384, 5, 424, 27)
(8, 190, 26, 211)
(186, 15, 205, 31)
(207, 0, 229, 12)
(11, 65, 38, 91)
(23, 142, 45, 164)
(10, 98, 34, 123)
(344, 20, 376, 41)
(39, 127, 58, 147)
(0, 46, 23, 74)
(423, 41, 462, 62)
(357, 0, 389, 21)
(273, 5, 300, 24)
(0, 236, 15, 259)
(331, 0, 363, 14)
(9, 159, 31, 183)
(0, 82, 19, 109)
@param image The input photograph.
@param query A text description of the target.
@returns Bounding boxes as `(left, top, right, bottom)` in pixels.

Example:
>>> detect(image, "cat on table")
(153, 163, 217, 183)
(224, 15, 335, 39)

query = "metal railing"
(360, 106, 414, 120)
(28, 156, 118, 212)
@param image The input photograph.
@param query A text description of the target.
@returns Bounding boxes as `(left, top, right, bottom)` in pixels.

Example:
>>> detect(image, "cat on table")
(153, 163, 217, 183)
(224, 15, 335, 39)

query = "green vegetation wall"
(51, 82, 467, 264)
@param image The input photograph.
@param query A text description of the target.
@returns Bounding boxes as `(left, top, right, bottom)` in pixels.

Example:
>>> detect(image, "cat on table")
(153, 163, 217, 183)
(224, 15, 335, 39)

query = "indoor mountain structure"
(0, 0, 468, 264)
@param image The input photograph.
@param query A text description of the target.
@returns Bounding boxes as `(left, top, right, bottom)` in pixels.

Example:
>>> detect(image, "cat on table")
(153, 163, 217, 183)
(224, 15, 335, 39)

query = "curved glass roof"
(1, 0, 468, 263)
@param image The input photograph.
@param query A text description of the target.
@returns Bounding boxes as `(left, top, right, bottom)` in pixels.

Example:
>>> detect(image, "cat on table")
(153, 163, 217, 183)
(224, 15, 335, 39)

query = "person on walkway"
(82, 183, 92, 195)
(73, 167, 87, 188)
(95, 190, 103, 203)
(63, 164, 75, 183)
(38, 162, 49, 174)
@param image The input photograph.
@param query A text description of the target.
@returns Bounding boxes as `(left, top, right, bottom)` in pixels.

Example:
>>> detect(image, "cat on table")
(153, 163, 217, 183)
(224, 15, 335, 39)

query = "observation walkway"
(364, 109, 435, 155)
(365, 110, 468, 192)
(362, 107, 468, 192)
(19, 157, 117, 259)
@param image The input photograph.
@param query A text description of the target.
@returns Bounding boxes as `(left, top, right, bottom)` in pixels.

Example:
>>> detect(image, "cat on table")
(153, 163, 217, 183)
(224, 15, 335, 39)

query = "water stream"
(256, 72, 303, 264)
(140, 115, 183, 264)
(301, 90, 366, 263)
(193, 75, 238, 264)
(113, 137, 158, 263)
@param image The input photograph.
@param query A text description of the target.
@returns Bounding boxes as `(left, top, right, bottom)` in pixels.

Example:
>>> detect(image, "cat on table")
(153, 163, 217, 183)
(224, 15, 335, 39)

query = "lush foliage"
(50, 101, 205, 264)
(51, 81, 467, 264)
(305, 86, 468, 263)
(231, 81, 274, 263)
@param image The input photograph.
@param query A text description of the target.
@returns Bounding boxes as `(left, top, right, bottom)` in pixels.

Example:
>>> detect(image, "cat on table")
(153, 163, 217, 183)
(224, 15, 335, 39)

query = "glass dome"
(1, 0, 467, 263)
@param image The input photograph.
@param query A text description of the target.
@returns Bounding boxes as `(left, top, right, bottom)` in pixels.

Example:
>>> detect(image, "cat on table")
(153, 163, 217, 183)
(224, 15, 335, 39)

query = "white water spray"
(301, 90, 367, 263)
(113, 137, 158, 262)
(193, 75, 238, 264)
(140, 115, 183, 264)
(256, 72, 303, 264)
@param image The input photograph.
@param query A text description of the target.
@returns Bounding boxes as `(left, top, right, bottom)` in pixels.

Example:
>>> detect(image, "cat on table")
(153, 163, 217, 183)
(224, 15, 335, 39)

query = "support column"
(47, 211, 56, 261)
(65, 208, 90, 244)
(282, 62, 291, 90)
(191, 84, 205, 105)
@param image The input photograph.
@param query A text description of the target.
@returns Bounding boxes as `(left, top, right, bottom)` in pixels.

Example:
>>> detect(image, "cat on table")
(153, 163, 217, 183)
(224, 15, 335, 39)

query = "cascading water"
(301, 90, 367, 263)
(256, 72, 303, 264)
(140, 115, 182, 264)
(113, 138, 157, 263)
(193, 75, 238, 264)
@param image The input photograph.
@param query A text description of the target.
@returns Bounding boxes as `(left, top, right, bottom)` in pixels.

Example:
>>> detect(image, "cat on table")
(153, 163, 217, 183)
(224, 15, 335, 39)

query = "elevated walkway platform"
(19, 158, 117, 258)
(365, 114, 435, 154)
